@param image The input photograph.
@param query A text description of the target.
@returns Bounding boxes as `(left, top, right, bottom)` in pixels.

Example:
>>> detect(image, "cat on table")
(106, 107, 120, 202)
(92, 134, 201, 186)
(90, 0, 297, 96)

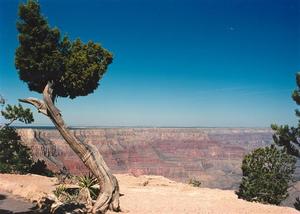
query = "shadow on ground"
(0, 208, 47, 214)
(0, 194, 7, 201)
(0, 192, 46, 214)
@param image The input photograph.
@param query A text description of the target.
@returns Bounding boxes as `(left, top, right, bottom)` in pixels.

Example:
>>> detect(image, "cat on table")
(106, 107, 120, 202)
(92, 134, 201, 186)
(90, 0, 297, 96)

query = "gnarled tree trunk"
(20, 82, 120, 214)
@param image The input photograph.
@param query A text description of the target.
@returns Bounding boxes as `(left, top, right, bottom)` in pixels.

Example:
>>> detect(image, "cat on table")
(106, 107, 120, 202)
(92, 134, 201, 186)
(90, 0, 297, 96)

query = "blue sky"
(0, 0, 299, 127)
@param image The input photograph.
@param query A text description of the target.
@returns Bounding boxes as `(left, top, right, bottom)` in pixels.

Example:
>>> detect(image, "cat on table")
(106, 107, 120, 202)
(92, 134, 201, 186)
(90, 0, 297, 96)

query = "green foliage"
(188, 177, 202, 187)
(0, 101, 34, 174)
(236, 145, 296, 205)
(0, 126, 33, 173)
(15, 0, 61, 94)
(271, 124, 300, 157)
(0, 99, 53, 176)
(0, 95, 5, 106)
(16, 0, 113, 99)
(292, 73, 300, 105)
(53, 185, 68, 198)
(294, 197, 300, 210)
(1, 104, 34, 125)
(271, 73, 300, 208)
(271, 72, 300, 157)
(30, 159, 54, 177)
(0, 127, 54, 176)
(53, 184, 78, 203)
(77, 173, 99, 200)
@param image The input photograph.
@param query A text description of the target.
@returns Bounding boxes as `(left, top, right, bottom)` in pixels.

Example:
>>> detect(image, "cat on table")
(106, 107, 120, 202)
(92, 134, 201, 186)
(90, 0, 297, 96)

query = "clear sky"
(0, 0, 299, 127)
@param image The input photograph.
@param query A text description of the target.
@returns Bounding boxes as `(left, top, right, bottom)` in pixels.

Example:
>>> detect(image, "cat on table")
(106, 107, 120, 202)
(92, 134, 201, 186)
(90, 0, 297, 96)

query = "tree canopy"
(15, 0, 113, 99)
(272, 72, 300, 158)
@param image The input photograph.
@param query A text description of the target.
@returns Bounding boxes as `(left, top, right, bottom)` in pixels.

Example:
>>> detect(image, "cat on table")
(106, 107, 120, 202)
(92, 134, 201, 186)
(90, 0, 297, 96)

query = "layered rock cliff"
(18, 128, 273, 190)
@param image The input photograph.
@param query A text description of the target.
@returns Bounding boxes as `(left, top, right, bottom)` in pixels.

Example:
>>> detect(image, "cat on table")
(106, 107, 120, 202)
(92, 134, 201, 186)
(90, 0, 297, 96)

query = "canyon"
(18, 127, 274, 190)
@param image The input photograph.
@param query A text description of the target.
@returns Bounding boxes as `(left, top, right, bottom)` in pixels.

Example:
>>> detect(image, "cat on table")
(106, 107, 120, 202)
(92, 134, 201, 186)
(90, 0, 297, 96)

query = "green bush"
(0, 126, 33, 173)
(236, 145, 296, 205)
(0, 101, 54, 176)
(0, 126, 55, 176)
(53, 185, 68, 199)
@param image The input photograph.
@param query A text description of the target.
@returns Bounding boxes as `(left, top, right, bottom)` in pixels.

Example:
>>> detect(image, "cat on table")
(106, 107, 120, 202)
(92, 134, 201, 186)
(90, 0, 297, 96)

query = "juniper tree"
(0, 101, 34, 173)
(0, 126, 33, 173)
(16, 1, 120, 213)
(271, 72, 300, 209)
(271, 73, 300, 157)
(236, 145, 296, 205)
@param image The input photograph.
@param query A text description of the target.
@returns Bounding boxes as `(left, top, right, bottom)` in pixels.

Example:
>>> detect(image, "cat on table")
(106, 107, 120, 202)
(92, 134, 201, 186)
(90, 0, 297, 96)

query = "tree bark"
(20, 82, 120, 214)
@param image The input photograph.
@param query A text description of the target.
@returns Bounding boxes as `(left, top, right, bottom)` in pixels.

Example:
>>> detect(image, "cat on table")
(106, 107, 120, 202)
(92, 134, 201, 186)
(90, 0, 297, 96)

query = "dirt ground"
(0, 173, 299, 214)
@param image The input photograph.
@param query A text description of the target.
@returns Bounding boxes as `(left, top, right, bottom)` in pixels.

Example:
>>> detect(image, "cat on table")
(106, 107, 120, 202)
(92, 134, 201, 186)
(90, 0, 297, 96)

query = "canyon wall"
(18, 128, 274, 190)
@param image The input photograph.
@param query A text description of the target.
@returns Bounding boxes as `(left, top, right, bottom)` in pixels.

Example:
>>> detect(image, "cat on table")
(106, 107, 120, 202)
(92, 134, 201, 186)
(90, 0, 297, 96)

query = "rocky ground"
(0, 173, 299, 214)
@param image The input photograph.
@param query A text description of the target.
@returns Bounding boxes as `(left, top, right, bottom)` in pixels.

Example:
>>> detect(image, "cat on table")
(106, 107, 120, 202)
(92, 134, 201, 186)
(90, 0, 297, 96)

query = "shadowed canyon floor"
(0, 173, 298, 214)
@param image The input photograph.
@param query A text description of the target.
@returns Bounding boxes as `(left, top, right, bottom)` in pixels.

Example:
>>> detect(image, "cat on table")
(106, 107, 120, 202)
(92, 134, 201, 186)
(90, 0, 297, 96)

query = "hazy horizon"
(1, 0, 299, 127)
(14, 125, 273, 129)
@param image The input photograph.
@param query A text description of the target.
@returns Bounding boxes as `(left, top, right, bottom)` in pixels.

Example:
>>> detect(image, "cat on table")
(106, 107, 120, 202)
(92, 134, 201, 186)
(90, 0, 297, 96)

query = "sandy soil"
(0, 173, 57, 203)
(0, 173, 299, 214)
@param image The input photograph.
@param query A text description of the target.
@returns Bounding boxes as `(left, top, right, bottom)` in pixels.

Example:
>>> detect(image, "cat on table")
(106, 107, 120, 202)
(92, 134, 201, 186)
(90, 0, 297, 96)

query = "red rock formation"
(18, 128, 273, 189)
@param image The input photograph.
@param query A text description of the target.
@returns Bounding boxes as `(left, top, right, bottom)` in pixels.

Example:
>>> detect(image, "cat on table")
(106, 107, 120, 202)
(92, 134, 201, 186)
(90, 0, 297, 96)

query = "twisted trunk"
(20, 83, 120, 213)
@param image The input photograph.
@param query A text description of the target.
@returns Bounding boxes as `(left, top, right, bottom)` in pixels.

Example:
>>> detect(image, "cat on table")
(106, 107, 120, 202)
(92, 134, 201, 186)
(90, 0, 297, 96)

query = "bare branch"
(0, 124, 6, 130)
(19, 97, 49, 116)
(43, 82, 62, 118)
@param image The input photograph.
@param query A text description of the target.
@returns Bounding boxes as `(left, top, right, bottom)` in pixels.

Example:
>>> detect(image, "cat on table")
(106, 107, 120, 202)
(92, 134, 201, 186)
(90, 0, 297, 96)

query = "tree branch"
(43, 82, 62, 119)
(0, 124, 6, 131)
(6, 118, 16, 127)
(19, 97, 49, 116)
(0, 119, 15, 131)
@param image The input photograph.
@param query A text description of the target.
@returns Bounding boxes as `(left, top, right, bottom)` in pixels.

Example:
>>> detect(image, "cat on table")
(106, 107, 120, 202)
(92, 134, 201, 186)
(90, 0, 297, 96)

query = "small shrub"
(236, 145, 296, 205)
(188, 177, 201, 187)
(78, 173, 99, 200)
(53, 185, 68, 199)
(53, 185, 78, 203)
(142, 180, 149, 186)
